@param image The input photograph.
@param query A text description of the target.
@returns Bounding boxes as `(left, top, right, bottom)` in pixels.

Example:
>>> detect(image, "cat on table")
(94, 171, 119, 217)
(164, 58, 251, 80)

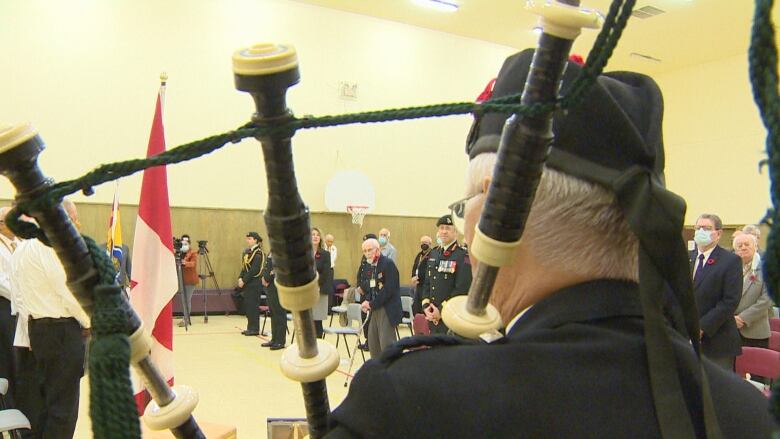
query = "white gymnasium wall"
(0, 0, 516, 217)
(655, 52, 770, 226)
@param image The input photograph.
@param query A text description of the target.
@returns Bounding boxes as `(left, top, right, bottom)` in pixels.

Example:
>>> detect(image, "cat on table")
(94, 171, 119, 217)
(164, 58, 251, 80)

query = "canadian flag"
(129, 85, 177, 414)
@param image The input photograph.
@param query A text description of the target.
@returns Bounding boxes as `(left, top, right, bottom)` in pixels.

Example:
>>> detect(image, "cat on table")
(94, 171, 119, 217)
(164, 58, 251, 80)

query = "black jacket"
(365, 254, 402, 326)
(419, 242, 472, 309)
(326, 279, 775, 438)
(315, 248, 334, 294)
(239, 245, 265, 291)
(689, 245, 743, 358)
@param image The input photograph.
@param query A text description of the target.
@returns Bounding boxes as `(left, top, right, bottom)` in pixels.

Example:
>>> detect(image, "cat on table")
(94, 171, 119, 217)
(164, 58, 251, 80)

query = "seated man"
(326, 49, 776, 437)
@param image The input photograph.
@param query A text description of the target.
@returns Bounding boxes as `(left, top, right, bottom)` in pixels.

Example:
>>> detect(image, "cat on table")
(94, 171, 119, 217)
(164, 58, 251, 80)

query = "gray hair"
(467, 153, 638, 281)
(697, 213, 722, 230)
(742, 224, 761, 239)
(362, 238, 380, 250)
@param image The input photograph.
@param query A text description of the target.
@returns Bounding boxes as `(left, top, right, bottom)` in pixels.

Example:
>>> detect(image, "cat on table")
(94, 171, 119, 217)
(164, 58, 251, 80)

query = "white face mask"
(181, 244, 190, 252)
(693, 228, 713, 247)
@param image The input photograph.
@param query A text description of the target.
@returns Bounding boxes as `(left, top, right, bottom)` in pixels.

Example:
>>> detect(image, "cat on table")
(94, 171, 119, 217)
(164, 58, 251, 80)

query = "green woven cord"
(83, 236, 141, 439)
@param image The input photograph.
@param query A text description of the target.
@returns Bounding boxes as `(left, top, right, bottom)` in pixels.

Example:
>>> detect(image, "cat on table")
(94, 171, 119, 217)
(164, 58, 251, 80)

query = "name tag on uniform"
(438, 260, 456, 273)
(370, 279, 377, 288)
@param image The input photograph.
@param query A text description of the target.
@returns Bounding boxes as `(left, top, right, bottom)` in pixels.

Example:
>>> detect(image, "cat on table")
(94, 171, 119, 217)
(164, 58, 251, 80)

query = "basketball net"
(347, 205, 368, 227)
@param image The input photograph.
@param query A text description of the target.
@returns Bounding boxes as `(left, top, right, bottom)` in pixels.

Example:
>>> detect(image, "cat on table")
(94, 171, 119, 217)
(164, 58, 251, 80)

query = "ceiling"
(289, 0, 775, 75)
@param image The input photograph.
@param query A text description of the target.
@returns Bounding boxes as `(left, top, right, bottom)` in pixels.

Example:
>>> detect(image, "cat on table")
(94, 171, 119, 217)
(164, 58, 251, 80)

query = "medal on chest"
(437, 260, 456, 273)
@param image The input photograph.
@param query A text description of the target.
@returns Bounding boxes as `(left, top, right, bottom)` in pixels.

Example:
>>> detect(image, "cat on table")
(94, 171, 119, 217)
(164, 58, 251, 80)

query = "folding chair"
(398, 296, 414, 336)
(323, 303, 365, 360)
(770, 331, 780, 353)
(735, 347, 780, 393)
(259, 305, 270, 335)
(0, 378, 30, 439)
(329, 287, 359, 327)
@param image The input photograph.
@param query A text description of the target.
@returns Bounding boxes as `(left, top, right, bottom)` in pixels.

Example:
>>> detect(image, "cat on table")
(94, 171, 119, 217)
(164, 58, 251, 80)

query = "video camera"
(172, 236, 183, 258)
(198, 240, 209, 254)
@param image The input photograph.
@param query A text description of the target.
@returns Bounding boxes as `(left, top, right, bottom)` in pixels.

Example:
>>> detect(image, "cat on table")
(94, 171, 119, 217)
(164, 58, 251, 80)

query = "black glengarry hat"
(467, 48, 665, 180)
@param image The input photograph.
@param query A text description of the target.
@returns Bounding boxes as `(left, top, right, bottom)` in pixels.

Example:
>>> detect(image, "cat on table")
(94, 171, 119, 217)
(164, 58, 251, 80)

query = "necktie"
(693, 253, 705, 284)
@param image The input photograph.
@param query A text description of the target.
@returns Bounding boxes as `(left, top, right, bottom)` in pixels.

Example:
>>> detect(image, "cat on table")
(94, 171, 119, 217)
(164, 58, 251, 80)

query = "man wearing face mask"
(179, 234, 198, 327)
(690, 213, 743, 370)
(411, 235, 434, 313)
(377, 228, 397, 262)
(419, 215, 472, 334)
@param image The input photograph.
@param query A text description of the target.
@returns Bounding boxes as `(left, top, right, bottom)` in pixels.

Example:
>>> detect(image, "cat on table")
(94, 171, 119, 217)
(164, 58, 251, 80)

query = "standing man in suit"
(238, 232, 265, 336)
(690, 213, 743, 370)
(360, 238, 401, 359)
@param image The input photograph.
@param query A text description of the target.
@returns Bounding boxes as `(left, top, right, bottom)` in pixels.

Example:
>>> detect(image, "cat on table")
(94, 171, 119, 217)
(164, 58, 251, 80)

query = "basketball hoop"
(347, 205, 369, 227)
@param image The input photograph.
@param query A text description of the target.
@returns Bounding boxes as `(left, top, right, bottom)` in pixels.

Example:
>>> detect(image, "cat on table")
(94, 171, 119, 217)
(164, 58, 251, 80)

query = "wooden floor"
(74, 315, 403, 438)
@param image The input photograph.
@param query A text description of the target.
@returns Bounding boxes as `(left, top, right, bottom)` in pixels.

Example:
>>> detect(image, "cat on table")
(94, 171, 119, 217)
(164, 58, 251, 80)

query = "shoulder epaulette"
(377, 334, 505, 365)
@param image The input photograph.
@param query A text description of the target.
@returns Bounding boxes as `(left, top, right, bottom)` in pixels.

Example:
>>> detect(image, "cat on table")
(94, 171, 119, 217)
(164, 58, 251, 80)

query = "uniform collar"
(507, 279, 643, 338)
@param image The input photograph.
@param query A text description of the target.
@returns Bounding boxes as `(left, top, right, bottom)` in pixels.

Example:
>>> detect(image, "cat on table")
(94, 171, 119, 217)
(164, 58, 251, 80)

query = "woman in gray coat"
(733, 233, 773, 348)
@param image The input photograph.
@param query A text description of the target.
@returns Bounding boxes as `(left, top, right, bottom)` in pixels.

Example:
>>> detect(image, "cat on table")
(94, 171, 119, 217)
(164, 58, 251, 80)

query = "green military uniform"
(419, 216, 472, 334)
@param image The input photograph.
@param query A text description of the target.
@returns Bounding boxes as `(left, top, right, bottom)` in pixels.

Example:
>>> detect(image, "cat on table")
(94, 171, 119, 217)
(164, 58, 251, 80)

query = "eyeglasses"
(447, 192, 481, 234)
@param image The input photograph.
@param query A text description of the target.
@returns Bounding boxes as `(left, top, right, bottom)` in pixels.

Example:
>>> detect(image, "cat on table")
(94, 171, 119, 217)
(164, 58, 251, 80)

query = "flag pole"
(159, 72, 167, 115)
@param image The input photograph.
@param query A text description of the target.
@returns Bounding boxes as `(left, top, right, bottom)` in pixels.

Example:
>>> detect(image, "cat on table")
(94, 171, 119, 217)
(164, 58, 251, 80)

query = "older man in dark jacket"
(360, 238, 401, 359)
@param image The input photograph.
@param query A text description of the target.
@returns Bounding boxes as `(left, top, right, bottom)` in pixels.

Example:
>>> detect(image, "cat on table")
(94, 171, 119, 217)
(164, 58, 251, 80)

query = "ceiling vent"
(631, 5, 665, 19)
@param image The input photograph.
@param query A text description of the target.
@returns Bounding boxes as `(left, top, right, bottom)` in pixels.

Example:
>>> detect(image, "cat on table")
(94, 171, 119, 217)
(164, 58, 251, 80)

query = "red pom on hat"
(476, 78, 497, 103)
(568, 54, 584, 66)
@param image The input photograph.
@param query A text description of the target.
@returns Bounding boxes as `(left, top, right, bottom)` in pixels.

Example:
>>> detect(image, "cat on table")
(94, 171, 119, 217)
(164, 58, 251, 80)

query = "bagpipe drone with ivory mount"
(4, 0, 780, 437)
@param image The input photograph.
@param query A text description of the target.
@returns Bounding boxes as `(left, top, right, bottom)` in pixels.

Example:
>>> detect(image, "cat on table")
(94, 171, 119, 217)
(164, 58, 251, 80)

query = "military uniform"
(239, 243, 266, 335)
(410, 246, 433, 314)
(419, 240, 472, 334)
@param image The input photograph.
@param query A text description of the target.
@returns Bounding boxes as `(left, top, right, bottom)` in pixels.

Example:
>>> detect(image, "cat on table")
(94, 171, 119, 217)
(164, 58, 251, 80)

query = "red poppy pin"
(749, 273, 758, 282)
(315, 252, 321, 260)
(706, 258, 715, 265)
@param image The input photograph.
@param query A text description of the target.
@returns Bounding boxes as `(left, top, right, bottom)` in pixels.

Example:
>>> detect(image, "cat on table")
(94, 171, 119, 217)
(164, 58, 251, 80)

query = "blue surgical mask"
(378, 236, 388, 246)
(693, 228, 713, 247)
(436, 237, 443, 246)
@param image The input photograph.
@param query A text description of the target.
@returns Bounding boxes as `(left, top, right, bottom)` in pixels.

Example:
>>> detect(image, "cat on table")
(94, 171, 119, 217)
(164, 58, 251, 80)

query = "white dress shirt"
(0, 233, 16, 305)
(11, 239, 90, 335)
(328, 245, 338, 268)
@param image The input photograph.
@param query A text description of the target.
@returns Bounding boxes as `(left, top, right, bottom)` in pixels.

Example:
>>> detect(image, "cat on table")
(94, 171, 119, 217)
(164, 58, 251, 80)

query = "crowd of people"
(2, 47, 779, 437)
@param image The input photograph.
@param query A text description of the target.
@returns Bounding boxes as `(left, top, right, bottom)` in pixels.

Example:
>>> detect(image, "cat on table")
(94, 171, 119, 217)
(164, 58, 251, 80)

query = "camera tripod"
(197, 241, 221, 323)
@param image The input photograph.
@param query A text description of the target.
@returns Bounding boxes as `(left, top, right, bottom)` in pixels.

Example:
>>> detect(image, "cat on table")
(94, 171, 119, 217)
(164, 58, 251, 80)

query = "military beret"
(246, 231, 262, 242)
(436, 215, 454, 227)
